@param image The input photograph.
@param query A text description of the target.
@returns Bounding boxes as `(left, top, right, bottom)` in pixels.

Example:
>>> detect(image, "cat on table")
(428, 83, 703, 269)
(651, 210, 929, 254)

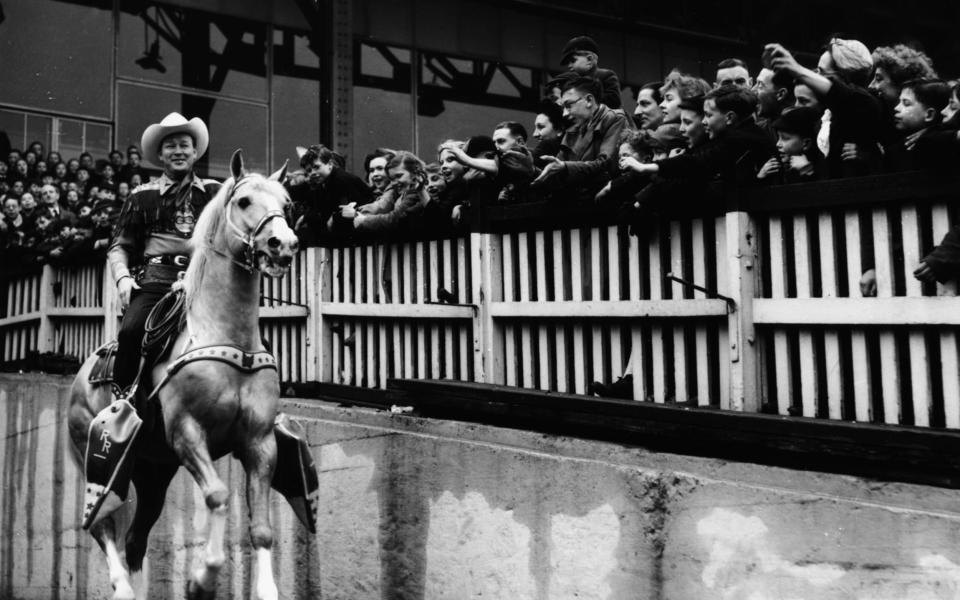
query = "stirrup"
(82, 388, 143, 529)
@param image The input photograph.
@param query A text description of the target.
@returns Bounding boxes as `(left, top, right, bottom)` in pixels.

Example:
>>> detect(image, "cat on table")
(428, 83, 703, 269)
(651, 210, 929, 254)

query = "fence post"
(724, 209, 760, 412)
(476, 233, 504, 384)
(37, 265, 55, 353)
(315, 247, 333, 383)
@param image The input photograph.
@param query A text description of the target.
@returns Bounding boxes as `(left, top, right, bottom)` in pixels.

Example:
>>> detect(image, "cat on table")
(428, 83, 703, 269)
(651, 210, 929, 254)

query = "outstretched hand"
(914, 261, 936, 283)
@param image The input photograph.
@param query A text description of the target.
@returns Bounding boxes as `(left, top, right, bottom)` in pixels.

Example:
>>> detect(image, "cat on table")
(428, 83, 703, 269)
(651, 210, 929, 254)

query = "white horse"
(68, 150, 300, 600)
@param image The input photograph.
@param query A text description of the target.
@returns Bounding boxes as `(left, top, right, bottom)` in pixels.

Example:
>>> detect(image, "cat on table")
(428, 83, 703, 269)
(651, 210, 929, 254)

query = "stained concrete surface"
(2, 374, 960, 599)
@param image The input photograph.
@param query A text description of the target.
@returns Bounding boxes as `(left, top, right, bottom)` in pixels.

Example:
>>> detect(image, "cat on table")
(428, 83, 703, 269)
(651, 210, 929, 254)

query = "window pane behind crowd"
(0, 0, 113, 119)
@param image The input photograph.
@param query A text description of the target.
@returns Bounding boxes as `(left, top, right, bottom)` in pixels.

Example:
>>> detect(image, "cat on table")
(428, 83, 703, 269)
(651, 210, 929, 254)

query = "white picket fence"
(2, 174, 959, 429)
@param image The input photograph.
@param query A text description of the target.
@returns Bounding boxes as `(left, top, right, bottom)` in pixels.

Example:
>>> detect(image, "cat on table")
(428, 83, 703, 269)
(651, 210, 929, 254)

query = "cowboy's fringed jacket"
(108, 173, 220, 283)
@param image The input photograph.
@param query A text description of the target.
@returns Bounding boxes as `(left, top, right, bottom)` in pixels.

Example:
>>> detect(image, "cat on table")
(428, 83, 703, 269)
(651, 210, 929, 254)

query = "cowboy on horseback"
(82, 113, 220, 524)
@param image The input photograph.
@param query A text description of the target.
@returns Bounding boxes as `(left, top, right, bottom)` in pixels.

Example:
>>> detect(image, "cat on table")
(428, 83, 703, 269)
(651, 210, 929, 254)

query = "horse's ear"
(268, 160, 289, 183)
(230, 149, 245, 181)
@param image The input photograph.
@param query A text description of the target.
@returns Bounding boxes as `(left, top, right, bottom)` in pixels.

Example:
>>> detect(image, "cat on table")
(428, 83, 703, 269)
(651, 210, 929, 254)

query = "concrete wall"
(3, 374, 960, 599)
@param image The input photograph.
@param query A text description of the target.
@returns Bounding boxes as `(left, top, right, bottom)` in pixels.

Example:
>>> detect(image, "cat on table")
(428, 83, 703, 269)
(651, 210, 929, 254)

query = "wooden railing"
(2, 172, 958, 431)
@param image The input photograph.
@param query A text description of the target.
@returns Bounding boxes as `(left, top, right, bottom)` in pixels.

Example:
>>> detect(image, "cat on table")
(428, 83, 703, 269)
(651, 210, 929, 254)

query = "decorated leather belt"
(146, 254, 190, 267)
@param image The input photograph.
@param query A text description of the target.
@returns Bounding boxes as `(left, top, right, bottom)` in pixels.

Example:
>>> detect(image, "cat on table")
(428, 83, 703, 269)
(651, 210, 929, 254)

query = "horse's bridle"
(214, 174, 287, 273)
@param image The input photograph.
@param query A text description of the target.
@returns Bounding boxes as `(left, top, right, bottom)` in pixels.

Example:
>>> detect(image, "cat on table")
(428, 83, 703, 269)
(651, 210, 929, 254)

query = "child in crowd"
(757, 106, 823, 183)
(558, 35, 622, 109)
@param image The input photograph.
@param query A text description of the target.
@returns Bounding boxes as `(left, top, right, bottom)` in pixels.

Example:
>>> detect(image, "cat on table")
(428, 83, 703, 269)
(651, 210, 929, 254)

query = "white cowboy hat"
(140, 112, 209, 166)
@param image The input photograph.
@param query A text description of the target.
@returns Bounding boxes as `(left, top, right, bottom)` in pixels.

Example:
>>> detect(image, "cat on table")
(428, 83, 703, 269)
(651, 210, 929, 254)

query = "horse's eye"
(237, 196, 251, 209)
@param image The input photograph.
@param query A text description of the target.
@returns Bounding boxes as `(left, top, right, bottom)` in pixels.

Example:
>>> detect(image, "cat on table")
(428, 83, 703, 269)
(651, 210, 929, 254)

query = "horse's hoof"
(111, 582, 136, 600)
(185, 579, 216, 600)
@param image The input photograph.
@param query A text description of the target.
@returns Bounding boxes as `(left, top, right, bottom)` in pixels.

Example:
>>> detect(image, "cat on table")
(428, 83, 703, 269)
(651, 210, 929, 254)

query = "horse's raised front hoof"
(185, 579, 216, 600)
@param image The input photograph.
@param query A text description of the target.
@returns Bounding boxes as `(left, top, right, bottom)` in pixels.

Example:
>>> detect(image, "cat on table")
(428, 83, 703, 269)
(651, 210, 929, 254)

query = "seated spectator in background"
(108, 149, 125, 173)
(869, 44, 938, 146)
(9, 181, 24, 198)
(79, 152, 95, 174)
(625, 85, 775, 187)
(531, 77, 629, 200)
(11, 158, 29, 183)
(18, 189, 38, 226)
(28, 141, 44, 161)
(75, 167, 91, 196)
(39, 185, 76, 225)
(715, 58, 753, 89)
(35, 160, 48, 181)
(363, 148, 396, 196)
(1, 195, 32, 249)
(53, 161, 67, 182)
(100, 164, 117, 189)
(46, 151, 62, 167)
(885, 78, 954, 172)
(293, 143, 374, 244)
(345, 151, 434, 236)
(559, 35, 622, 109)
(66, 158, 80, 180)
(765, 38, 882, 178)
(63, 188, 84, 215)
(757, 106, 824, 183)
(117, 181, 131, 203)
(121, 147, 144, 184)
(89, 197, 121, 251)
(754, 67, 796, 132)
(532, 98, 565, 168)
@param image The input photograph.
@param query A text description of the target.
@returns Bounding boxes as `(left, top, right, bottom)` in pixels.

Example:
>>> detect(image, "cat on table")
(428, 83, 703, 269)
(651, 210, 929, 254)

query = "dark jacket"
(299, 167, 374, 235)
(557, 104, 629, 189)
(822, 77, 883, 178)
(654, 118, 777, 186)
(883, 125, 960, 174)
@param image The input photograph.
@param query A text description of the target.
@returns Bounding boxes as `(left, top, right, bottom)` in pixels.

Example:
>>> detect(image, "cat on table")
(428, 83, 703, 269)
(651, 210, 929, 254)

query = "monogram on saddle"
(69, 148, 316, 600)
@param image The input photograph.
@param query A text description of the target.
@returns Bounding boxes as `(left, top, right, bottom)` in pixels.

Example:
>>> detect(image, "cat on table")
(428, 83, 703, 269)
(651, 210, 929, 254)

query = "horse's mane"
(181, 177, 234, 309)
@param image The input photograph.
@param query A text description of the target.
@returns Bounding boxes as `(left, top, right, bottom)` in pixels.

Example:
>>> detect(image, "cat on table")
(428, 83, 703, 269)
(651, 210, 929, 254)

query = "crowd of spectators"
(0, 142, 146, 274)
(288, 35, 960, 252)
(6, 34, 960, 283)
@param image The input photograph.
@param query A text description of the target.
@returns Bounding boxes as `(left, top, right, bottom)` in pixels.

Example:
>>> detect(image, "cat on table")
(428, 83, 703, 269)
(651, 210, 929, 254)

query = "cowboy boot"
(271, 413, 319, 533)
(82, 386, 142, 529)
